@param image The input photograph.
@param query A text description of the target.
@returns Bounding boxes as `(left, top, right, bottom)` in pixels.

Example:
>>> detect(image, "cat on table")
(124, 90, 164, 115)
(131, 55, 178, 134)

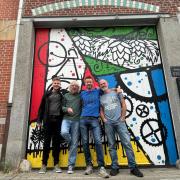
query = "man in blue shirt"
(99, 79, 143, 177)
(80, 76, 109, 178)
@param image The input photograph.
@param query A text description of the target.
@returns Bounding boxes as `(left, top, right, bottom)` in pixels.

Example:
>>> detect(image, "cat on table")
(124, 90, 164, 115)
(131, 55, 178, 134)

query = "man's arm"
(62, 94, 73, 114)
(120, 97, 127, 121)
(37, 94, 46, 127)
(100, 106, 107, 123)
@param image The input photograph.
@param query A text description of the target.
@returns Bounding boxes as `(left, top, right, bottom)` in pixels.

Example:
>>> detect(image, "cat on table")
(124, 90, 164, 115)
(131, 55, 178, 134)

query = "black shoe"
(130, 167, 143, 177)
(110, 168, 119, 176)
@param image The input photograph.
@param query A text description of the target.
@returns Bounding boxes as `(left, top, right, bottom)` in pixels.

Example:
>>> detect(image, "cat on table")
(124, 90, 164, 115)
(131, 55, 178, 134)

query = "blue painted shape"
(158, 100, 178, 165)
(151, 69, 166, 96)
(97, 75, 117, 88)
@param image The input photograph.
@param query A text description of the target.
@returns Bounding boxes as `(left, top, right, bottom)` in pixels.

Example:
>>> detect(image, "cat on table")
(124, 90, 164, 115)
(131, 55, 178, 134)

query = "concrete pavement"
(1, 168, 180, 180)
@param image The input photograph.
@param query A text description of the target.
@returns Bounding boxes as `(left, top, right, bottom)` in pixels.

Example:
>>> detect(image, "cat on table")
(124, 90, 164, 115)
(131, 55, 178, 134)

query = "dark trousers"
(42, 117, 62, 166)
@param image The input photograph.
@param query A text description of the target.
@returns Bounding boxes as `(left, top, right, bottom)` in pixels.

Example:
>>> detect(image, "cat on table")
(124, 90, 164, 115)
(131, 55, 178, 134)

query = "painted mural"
(27, 26, 178, 168)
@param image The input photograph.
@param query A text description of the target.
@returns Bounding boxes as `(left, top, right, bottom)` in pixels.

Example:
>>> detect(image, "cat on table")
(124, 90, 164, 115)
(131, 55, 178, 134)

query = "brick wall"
(23, 0, 180, 17)
(0, 0, 19, 156)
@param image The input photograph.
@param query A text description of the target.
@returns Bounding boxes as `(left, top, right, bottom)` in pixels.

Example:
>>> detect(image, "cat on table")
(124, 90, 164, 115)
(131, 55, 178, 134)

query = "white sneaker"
(99, 167, 109, 178)
(39, 165, 46, 174)
(67, 166, 74, 174)
(54, 164, 62, 173)
(84, 165, 93, 175)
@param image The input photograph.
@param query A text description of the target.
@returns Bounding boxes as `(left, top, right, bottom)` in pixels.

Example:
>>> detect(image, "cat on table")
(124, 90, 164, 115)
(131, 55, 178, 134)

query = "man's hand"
(103, 118, 108, 123)
(116, 86, 123, 94)
(67, 107, 74, 114)
(120, 116, 126, 121)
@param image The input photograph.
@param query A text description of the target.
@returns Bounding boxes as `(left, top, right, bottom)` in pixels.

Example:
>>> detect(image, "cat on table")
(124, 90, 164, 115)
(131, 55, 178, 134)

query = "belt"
(49, 115, 60, 119)
(81, 116, 98, 120)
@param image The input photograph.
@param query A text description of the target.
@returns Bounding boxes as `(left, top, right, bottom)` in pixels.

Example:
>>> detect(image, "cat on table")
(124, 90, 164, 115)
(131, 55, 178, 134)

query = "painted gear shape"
(124, 95, 134, 118)
(140, 119, 167, 147)
(136, 104, 149, 118)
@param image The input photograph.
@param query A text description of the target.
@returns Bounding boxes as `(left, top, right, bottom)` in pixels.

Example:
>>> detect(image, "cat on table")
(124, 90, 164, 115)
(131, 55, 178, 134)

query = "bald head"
(99, 79, 109, 91)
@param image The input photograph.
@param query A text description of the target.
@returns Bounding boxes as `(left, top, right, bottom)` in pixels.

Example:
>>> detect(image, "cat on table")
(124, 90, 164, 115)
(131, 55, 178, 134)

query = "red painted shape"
(81, 68, 99, 90)
(29, 29, 49, 122)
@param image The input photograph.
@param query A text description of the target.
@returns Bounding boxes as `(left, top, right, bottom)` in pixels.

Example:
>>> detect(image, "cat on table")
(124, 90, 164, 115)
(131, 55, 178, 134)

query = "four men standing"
(37, 75, 143, 178)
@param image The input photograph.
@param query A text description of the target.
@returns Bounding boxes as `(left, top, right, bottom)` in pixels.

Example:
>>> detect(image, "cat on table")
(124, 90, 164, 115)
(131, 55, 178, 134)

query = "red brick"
(22, 0, 180, 17)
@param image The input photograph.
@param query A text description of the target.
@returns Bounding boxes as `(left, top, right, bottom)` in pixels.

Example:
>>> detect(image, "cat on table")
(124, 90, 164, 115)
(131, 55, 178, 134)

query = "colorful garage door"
(27, 26, 178, 168)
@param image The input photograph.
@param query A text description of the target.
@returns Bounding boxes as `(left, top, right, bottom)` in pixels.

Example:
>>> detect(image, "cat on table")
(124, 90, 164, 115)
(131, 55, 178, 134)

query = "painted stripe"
(126, 0, 130, 7)
(31, 0, 160, 16)
(79, 0, 83, 6)
(30, 29, 49, 122)
(42, 5, 48, 13)
(97, 0, 100, 6)
(85, 0, 89, 6)
(31, 9, 36, 16)
(81, 0, 85, 6)
(75, 0, 79, 7)
(54, 3, 59, 10)
(156, 6, 160, 12)
(132, 1, 136, 8)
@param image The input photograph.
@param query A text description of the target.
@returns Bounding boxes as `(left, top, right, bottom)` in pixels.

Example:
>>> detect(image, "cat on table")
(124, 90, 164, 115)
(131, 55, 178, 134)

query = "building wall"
(0, 0, 19, 157)
(23, 0, 179, 16)
(1, 0, 180, 168)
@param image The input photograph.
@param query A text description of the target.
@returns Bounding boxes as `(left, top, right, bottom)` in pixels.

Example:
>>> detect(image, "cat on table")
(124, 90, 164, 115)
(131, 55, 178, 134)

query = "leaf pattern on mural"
(72, 36, 161, 69)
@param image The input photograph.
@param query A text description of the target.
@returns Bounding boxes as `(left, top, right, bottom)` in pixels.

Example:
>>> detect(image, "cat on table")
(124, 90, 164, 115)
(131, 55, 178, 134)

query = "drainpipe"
(1, 0, 24, 162)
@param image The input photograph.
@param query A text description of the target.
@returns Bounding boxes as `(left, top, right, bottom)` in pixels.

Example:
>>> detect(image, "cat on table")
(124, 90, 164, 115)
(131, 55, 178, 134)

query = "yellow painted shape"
(27, 141, 150, 168)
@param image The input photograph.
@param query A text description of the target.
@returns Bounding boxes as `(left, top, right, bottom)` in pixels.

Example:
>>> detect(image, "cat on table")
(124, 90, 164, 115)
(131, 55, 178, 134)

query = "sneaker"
(39, 165, 47, 174)
(54, 164, 62, 173)
(67, 166, 74, 174)
(110, 168, 119, 176)
(84, 165, 93, 175)
(99, 167, 110, 178)
(130, 167, 143, 177)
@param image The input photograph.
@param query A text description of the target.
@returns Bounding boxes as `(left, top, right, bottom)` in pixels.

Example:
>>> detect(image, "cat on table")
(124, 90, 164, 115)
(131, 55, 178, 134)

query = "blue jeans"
(61, 119, 80, 167)
(105, 121, 136, 170)
(80, 118, 105, 167)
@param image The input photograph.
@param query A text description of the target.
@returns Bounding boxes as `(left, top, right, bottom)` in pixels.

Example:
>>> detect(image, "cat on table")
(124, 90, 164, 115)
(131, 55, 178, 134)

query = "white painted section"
(42, 6, 48, 13)
(8, 0, 24, 103)
(138, 2, 142, 9)
(85, 0, 89, 6)
(150, 5, 154, 11)
(120, 0, 123, 6)
(48, 4, 54, 11)
(31, 9, 36, 16)
(79, 0, 82, 7)
(126, 0, 130, 7)
(73, 36, 161, 69)
(60, 1, 64, 9)
(54, 3, 59, 10)
(132, 1, 136, 8)
(46, 29, 86, 90)
(156, 6, 160, 12)
(121, 72, 152, 97)
(124, 94, 166, 165)
(144, 3, 148, 11)
(37, 7, 42, 14)
(66, 1, 71, 8)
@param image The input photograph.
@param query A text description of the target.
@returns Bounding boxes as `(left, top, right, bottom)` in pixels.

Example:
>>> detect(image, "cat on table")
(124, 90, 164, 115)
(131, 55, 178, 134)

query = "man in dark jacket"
(37, 75, 64, 174)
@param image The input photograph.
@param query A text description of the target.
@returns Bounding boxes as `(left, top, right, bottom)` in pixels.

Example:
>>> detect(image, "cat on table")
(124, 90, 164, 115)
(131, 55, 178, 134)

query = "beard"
(101, 86, 108, 91)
